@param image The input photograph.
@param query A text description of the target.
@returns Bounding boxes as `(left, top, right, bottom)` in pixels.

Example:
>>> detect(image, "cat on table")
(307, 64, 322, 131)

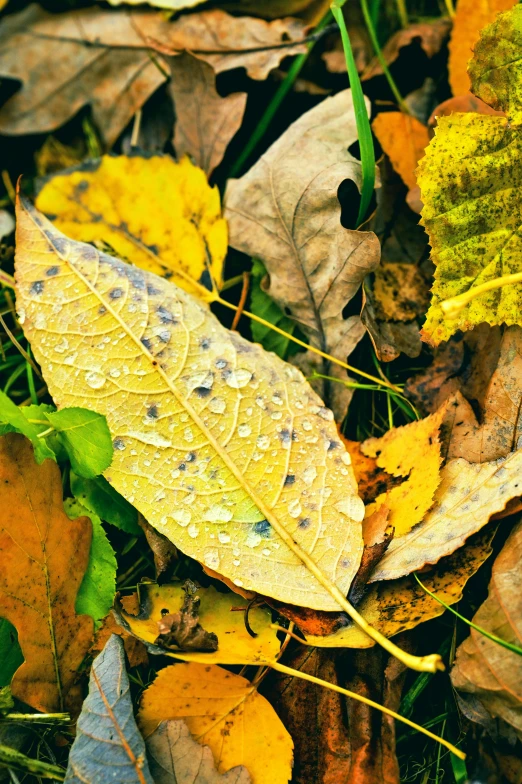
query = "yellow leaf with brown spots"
(35, 155, 227, 298)
(15, 197, 365, 611)
(116, 582, 280, 665)
(0, 433, 94, 712)
(138, 662, 293, 784)
(305, 526, 497, 648)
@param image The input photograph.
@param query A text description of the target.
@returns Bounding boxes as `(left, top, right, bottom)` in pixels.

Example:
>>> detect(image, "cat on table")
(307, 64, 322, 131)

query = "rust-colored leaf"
(0, 433, 93, 713)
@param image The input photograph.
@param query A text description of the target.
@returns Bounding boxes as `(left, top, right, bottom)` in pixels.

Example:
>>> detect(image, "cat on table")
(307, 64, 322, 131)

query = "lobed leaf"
(0, 433, 93, 712)
(14, 197, 365, 611)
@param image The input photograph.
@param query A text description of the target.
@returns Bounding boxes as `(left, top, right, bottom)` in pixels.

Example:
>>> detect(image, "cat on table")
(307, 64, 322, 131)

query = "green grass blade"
(360, 0, 409, 113)
(331, 1, 375, 225)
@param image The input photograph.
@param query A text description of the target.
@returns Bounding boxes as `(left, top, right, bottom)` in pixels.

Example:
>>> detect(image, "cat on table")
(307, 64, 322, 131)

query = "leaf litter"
(0, 1, 521, 781)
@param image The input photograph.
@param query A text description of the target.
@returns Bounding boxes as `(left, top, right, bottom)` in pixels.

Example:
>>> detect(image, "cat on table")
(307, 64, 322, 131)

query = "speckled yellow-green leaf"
(418, 113, 522, 345)
(419, 3, 522, 345)
(35, 155, 227, 299)
(14, 197, 365, 611)
(469, 4, 522, 124)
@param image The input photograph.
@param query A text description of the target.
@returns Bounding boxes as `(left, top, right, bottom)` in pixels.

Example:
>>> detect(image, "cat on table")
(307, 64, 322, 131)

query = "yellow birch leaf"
(117, 582, 280, 664)
(14, 197, 365, 612)
(360, 408, 445, 538)
(306, 526, 496, 648)
(448, 0, 516, 97)
(372, 112, 430, 191)
(370, 447, 522, 582)
(419, 5, 522, 345)
(35, 155, 227, 298)
(138, 662, 293, 784)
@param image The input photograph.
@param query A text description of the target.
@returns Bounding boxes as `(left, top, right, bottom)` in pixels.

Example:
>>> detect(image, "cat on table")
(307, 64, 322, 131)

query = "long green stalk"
(360, 0, 409, 113)
(331, 1, 375, 225)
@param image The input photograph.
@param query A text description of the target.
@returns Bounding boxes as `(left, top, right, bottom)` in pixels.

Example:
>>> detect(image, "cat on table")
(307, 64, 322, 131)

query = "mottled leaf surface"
(65, 634, 153, 784)
(15, 198, 365, 611)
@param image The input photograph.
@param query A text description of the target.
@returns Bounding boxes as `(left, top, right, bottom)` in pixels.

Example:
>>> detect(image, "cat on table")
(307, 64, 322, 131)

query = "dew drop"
(256, 435, 270, 450)
(188, 523, 199, 538)
(204, 549, 220, 569)
(204, 504, 233, 523)
(246, 531, 262, 548)
(302, 466, 317, 485)
(238, 424, 251, 438)
(288, 499, 302, 518)
(218, 531, 231, 544)
(110, 368, 121, 378)
(302, 419, 312, 431)
(225, 368, 252, 389)
(171, 509, 191, 527)
(209, 397, 226, 414)
(85, 370, 106, 389)
(184, 427, 194, 443)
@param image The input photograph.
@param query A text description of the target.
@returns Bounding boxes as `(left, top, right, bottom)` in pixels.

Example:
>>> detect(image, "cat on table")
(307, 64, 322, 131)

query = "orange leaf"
(372, 112, 430, 191)
(0, 433, 93, 712)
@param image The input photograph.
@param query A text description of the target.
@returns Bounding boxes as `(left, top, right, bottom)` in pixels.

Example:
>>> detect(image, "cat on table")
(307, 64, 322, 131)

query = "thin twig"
(230, 272, 250, 331)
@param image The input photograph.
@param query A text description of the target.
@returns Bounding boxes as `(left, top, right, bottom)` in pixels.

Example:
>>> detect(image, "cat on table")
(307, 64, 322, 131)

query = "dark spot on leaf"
(30, 280, 44, 295)
(215, 358, 228, 369)
(328, 440, 340, 451)
(147, 284, 161, 296)
(298, 517, 311, 529)
(200, 337, 211, 349)
(199, 269, 213, 291)
(113, 438, 125, 450)
(254, 519, 271, 537)
(278, 429, 291, 445)
(186, 452, 196, 462)
(157, 306, 176, 324)
(141, 337, 152, 350)
(76, 179, 89, 192)
(51, 236, 68, 254)
(98, 305, 107, 315)
(179, 463, 186, 471)
(195, 386, 211, 398)
(46, 266, 59, 277)
(109, 288, 123, 299)
(147, 405, 158, 419)
(284, 474, 295, 485)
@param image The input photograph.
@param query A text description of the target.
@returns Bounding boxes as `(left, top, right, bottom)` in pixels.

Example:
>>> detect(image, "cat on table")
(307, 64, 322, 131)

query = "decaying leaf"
(372, 113, 430, 192)
(0, 6, 307, 144)
(372, 263, 430, 323)
(418, 5, 522, 345)
(65, 634, 153, 784)
(264, 644, 406, 784)
(154, 580, 218, 653)
(0, 433, 93, 712)
(362, 19, 451, 81)
(117, 582, 280, 665)
(370, 448, 522, 582)
(451, 519, 522, 736)
(15, 197, 367, 611)
(138, 662, 293, 784)
(169, 53, 246, 177)
(444, 326, 522, 462)
(428, 93, 506, 126)
(138, 514, 178, 583)
(304, 526, 497, 648)
(225, 89, 381, 420)
(448, 0, 516, 97)
(36, 155, 227, 297)
(147, 720, 252, 784)
(359, 408, 445, 539)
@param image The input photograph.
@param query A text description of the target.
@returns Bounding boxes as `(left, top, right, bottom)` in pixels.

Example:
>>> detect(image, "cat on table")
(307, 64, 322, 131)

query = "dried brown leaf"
(362, 19, 451, 81)
(452, 519, 522, 737)
(225, 90, 381, 420)
(169, 53, 246, 177)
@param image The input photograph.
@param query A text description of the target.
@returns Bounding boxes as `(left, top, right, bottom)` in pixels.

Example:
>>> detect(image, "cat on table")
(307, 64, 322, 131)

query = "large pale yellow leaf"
(305, 526, 496, 648)
(138, 663, 293, 784)
(35, 155, 227, 297)
(14, 198, 365, 612)
(117, 582, 280, 664)
(370, 447, 522, 582)
(225, 89, 381, 421)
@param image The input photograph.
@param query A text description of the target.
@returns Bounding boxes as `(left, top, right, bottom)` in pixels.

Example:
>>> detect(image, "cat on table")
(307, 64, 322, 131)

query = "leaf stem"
(0, 745, 65, 780)
(440, 272, 522, 318)
(414, 574, 522, 656)
(330, 1, 375, 225)
(270, 660, 465, 759)
(217, 296, 401, 393)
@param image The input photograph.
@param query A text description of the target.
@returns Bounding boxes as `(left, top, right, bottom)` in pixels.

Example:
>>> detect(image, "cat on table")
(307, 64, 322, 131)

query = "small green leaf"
(65, 499, 117, 630)
(44, 408, 113, 478)
(250, 258, 300, 359)
(0, 392, 55, 463)
(0, 619, 23, 688)
(70, 473, 140, 536)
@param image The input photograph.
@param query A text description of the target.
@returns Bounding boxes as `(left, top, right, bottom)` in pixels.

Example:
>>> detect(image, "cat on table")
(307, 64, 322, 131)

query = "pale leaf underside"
(15, 199, 365, 611)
